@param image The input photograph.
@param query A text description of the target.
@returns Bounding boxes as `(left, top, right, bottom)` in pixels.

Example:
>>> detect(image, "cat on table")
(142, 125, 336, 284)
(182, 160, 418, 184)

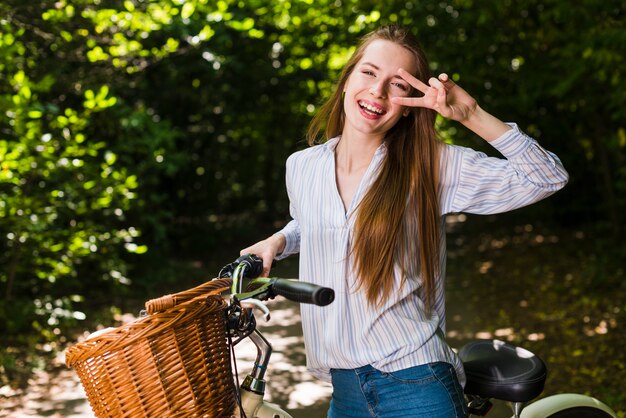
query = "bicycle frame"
(237, 329, 293, 418)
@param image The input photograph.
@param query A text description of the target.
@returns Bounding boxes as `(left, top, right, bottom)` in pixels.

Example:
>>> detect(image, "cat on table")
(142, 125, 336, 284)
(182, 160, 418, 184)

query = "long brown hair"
(307, 25, 442, 312)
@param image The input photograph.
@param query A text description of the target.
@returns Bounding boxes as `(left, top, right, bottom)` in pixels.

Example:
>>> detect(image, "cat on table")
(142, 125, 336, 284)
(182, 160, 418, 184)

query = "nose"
(369, 80, 386, 98)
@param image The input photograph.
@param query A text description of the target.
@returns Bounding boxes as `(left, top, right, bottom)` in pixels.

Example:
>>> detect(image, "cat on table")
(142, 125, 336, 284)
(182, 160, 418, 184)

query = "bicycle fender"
(240, 390, 294, 418)
(519, 393, 617, 418)
(256, 401, 294, 418)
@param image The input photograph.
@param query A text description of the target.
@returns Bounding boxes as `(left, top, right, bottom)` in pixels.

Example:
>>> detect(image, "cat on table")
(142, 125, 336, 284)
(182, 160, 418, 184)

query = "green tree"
(0, 0, 185, 383)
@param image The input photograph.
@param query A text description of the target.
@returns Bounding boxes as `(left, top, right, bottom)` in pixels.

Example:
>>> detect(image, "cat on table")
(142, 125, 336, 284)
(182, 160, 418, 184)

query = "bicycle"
(66, 254, 617, 418)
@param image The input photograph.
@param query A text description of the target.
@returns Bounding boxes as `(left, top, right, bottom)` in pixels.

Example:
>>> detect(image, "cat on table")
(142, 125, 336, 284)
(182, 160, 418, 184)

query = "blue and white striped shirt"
(276, 124, 568, 384)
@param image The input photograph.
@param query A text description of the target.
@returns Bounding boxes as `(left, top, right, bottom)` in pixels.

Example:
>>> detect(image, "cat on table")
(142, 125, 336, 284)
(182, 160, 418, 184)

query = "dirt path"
(0, 354, 91, 417)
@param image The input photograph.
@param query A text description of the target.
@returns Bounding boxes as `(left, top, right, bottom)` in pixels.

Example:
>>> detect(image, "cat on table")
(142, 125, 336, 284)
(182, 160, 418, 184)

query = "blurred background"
(1, 0, 624, 416)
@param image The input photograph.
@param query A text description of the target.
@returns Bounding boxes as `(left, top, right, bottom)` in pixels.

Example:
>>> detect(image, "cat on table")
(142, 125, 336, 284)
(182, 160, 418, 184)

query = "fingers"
(391, 96, 427, 107)
(427, 76, 453, 117)
(240, 241, 275, 277)
(392, 69, 429, 108)
(240, 252, 271, 277)
(397, 68, 429, 93)
(428, 76, 446, 90)
(438, 73, 457, 89)
(398, 68, 453, 92)
(395, 70, 464, 120)
(426, 74, 457, 117)
(261, 259, 272, 277)
(393, 69, 451, 109)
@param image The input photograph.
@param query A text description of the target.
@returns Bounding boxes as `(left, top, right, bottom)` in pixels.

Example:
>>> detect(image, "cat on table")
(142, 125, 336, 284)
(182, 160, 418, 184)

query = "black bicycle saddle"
(458, 339, 547, 403)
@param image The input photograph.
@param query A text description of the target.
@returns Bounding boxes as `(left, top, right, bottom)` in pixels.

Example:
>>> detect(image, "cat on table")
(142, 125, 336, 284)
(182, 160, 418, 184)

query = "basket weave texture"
(65, 278, 237, 418)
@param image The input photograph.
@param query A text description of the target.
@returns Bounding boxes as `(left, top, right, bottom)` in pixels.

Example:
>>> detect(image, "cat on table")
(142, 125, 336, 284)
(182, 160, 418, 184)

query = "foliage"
(0, 0, 186, 384)
(0, 0, 624, 399)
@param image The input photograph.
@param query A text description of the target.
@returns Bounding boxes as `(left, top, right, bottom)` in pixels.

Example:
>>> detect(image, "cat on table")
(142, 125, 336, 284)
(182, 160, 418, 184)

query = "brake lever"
(233, 279, 275, 302)
(237, 298, 271, 322)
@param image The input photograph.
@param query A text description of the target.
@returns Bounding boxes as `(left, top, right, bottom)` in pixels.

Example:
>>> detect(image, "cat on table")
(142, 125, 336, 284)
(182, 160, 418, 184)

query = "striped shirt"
(276, 123, 569, 385)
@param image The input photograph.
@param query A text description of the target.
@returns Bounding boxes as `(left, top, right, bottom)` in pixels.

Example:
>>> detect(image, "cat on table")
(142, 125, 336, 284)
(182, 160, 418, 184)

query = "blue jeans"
(328, 362, 467, 418)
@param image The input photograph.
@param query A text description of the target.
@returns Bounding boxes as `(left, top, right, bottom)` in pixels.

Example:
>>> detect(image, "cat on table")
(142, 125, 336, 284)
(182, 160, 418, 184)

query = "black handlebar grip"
(235, 254, 263, 278)
(271, 279, 335, 306)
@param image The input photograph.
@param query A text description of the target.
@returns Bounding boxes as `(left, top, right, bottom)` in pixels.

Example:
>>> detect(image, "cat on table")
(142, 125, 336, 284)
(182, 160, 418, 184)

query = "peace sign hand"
(391, 68, 478, 123)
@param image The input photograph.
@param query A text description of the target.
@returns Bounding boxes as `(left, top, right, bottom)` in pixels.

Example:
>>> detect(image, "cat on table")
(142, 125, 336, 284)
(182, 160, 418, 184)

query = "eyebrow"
(360, 62, 408, 81)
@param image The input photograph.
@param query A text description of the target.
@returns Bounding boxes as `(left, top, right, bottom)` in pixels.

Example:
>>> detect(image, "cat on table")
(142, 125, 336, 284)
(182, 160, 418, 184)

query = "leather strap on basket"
(145, 278, 232, 314)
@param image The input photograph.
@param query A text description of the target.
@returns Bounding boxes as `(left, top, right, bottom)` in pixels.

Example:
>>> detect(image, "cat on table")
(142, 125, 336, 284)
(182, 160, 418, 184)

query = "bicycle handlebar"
(220, 254, 335, 307)
(219, 254, 264, 280)
(269, 278, 334, 306)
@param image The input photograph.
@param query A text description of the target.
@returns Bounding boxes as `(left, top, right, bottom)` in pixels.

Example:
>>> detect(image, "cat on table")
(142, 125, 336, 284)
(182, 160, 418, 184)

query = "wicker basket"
(65, 278, 238, 418)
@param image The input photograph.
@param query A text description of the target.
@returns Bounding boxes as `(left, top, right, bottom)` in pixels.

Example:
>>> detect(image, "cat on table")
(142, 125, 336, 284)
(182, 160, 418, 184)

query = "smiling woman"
(240, 24, 568, 418)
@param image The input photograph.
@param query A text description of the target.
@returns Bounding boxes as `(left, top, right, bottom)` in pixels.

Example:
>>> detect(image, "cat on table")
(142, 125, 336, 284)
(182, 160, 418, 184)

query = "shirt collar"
(323, 135, 387, 157)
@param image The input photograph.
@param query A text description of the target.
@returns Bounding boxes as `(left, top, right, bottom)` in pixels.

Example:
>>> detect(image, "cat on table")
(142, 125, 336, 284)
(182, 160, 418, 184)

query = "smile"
(358, 100, 386, 116)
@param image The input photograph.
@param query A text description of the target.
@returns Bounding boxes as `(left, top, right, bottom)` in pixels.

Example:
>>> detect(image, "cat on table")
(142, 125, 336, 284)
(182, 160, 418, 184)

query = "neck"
(336, 129, 383, 173)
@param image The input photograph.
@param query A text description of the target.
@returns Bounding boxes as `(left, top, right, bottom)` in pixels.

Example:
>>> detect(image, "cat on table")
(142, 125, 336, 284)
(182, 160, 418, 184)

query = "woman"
(241, 25, 568, 417)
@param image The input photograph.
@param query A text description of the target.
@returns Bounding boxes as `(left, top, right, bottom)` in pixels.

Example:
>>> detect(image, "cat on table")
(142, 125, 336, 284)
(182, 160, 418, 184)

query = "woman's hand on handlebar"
(240, 233, 286, 277)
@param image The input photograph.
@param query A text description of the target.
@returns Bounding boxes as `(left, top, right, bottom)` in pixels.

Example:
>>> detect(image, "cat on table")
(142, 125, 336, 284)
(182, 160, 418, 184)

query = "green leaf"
(181, 3, 195, 19)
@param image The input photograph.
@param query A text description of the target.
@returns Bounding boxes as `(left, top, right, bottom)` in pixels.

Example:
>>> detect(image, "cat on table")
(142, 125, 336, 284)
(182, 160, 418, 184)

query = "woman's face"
(342, 39, 416, 141)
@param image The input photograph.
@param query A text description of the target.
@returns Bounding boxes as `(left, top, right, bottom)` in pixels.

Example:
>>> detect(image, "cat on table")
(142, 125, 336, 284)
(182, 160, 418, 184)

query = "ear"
(403, 108, 410, 117)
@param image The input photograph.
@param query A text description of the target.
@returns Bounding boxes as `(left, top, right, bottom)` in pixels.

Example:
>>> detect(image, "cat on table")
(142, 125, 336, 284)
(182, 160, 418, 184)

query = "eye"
(392, 82, 409, 92)
(362, 70, 375, 76)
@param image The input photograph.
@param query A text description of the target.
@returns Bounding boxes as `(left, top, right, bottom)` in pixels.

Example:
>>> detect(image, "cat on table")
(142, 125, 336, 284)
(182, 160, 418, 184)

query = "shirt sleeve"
(440, 123, 569, 215)
(275, 154, 301, 260)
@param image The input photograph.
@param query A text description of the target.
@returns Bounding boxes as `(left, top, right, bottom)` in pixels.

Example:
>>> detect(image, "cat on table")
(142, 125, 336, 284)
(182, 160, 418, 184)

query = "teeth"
(359, 101, 384, 114)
